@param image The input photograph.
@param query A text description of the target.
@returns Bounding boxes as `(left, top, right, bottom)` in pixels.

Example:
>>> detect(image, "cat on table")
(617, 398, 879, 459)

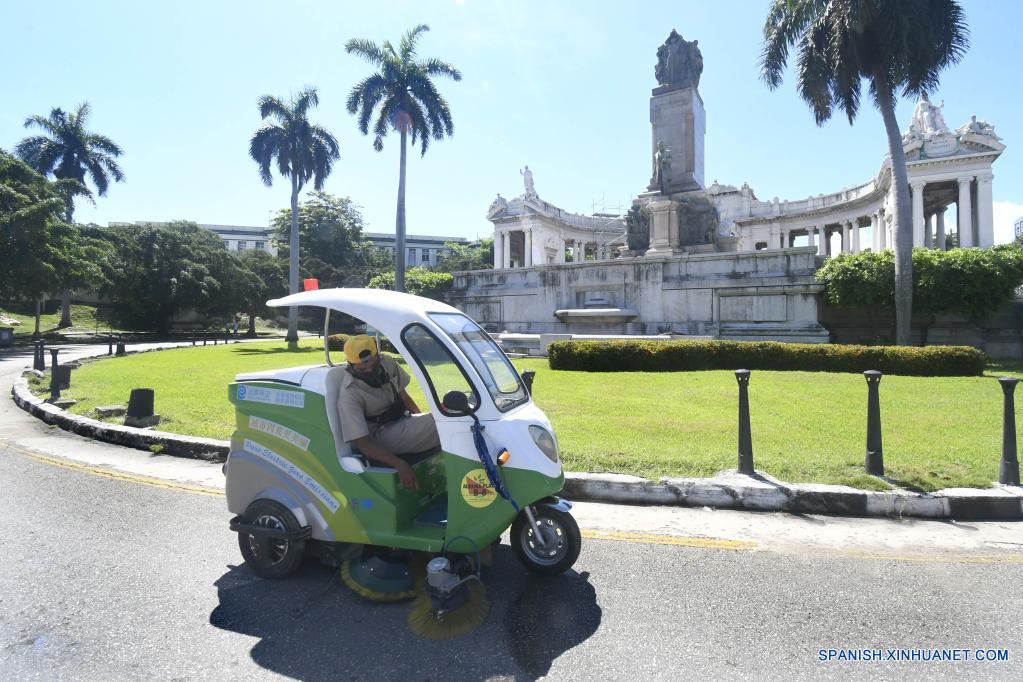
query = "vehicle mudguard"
(533, 496, 572, 513)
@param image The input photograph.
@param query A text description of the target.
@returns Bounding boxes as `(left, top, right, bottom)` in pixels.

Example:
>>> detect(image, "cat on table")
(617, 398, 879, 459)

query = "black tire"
(237, 499, 307, 579)
(511, 506, 581, 576)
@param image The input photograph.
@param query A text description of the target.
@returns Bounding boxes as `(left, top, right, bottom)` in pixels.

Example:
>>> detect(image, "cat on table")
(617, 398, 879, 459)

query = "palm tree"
(345, 25, 461, 292)
(760, 0, 968, 345)
(15, 103, 124, 328)
(249, 87, 340, 346)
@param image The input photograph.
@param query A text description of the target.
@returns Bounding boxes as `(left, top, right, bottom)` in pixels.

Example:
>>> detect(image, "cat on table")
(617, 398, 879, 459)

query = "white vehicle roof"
(267, 288, 463, 339)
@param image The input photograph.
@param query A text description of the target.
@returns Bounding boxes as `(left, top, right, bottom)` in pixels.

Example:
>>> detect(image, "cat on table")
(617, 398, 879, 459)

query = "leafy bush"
(818, 247, 1023, 318)
(367, 267, 453, 300)
(547, 339, 986, 376)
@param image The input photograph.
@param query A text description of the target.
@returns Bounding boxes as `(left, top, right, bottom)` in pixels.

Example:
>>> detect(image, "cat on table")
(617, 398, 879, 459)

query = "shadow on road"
(210, 545, 601, 680)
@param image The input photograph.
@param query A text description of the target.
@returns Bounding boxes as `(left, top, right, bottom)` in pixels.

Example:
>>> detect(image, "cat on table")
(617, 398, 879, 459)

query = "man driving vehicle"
(337, 334, 440, 490)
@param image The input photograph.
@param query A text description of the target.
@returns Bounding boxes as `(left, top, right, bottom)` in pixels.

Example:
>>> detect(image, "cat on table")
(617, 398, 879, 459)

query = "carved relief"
(625, 203, 650, 252)
(676, 194, 719, 245)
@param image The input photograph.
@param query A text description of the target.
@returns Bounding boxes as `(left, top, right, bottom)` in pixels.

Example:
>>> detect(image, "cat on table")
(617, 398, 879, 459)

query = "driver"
(337, 335, 440, 490)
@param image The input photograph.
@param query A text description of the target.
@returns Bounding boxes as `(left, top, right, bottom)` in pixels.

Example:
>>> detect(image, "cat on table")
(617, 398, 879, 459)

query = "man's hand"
(397, 461, 419, 490)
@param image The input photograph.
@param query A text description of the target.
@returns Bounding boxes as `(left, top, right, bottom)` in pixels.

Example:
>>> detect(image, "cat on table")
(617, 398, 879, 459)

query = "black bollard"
(191, 336, 196, 346)
(522, 370, 536, 396)
(999, 377, 1021, 486)
(864, 370, 884, 476)
(107, 336, 114, 355)
(49, 348, 60, 369)
(49, 368, 61, 400)
(203, 332, 208, 346)
(735, 369, 755, 475)
(33, 340, 45, 372)
(115, 339, 126, 356)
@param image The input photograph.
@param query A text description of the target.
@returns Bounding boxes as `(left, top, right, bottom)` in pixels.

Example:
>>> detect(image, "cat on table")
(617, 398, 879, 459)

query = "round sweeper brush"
(340, 548, 418, 602)
(406, 556, 491, 640)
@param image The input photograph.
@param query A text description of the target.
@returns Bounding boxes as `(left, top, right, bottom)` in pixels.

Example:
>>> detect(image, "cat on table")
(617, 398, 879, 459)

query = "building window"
(237, 241, 247, 250)
(422, 249, 430, 263)
(255, 241, 264, 250)
(408, 248, 416, 264)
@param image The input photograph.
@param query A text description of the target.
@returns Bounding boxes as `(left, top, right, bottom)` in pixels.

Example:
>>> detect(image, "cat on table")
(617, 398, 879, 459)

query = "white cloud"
(994, 200, 1023, 244)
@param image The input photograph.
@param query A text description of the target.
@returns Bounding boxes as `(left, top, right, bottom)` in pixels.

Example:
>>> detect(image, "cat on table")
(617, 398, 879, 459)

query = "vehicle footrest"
(229, 515, 312, 541)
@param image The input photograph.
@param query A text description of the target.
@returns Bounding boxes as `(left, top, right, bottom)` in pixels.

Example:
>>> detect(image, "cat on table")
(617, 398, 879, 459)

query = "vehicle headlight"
(528, 425, 559, 463)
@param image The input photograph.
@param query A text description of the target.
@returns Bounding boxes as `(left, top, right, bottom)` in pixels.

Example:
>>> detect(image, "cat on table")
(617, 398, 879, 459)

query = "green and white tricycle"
(224, 288, 580, 627)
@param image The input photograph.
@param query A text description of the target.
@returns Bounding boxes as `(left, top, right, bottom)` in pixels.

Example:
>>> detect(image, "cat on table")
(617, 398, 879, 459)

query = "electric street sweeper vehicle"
(224, 289, 580, 636)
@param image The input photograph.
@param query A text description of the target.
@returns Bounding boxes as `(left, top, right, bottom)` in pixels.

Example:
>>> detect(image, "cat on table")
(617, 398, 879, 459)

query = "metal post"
(49, 348, 60, 369)
(34, 340, 45, 371)
(49, 368, 61, 400)
(735, 369, 754, 475)
(191, 336, 196, 346)
(999, 377, 1021, 486)
(115, 339, 126, 356)
(203, 333, 207, 346)
(107, 336, 114, 355)
(864, 370, 884, 476)
(522, 370, 536, 396)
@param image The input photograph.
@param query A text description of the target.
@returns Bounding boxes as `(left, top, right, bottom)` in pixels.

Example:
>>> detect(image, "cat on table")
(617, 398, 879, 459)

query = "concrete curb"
(10, 348, 1023, 519)
(563, 472, 1023, 520)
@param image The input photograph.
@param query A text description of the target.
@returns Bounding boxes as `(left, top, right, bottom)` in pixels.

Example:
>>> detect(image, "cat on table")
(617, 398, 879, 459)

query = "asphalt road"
(1, 442, 1021, 681)
(2, 342, 1022, 680)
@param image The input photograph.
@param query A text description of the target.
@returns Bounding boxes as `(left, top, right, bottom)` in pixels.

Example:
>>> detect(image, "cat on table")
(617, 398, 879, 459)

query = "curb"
(10, 351, 1023, 520)
(563, 472, 1023, 521)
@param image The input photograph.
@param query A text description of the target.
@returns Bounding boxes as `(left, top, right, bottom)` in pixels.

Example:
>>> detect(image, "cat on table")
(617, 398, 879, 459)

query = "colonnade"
(493, 228, 613, 268)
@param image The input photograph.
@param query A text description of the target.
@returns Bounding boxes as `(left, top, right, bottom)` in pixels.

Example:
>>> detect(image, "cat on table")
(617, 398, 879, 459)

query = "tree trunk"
(395, 125, 408, 293)
(58, 291, 72, 328)
(286, 176, 300, 348)
(247, 312, 257, 337)
(875, 72, 914, 345)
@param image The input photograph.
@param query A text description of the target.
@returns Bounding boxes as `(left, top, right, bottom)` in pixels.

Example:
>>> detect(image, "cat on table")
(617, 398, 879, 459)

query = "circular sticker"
(460, 469, 498, 508)
(237, 385, 247, 400)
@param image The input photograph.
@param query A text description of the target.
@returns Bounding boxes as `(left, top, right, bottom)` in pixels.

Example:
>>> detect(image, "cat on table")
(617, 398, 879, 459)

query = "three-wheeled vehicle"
(224, 289, 580, 628)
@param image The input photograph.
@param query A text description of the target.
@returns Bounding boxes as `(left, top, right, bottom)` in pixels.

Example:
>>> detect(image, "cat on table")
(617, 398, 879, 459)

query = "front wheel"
(511, 506, 581, 575)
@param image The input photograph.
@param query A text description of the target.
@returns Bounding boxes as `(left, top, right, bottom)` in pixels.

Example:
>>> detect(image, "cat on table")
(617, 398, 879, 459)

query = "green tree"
(15, 103, 125, 327)
(271, 192, 389, 286)
(435, 238, 493, 272)
(760, 0, 968, 345)
(367, 267, 453, 301)
(345, 24, 462, 293)
(236, 249, 287, 336)
(249, 87, 340, 346)
(99, 222, 250, 335)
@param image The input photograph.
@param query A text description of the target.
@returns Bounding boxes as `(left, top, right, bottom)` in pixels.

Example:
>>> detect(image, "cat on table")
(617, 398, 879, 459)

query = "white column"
(870, 213, 879, 252)
(936, 209, 946, 250)
(817, 226, 827, 256)
(958, 178, 974, 247)
(502, 231, 512, 268)
(494, 230, 504, 268)
(806, 226, 815, 251)
(878, 210, 887, 250)
(524, 229, 533, 267)
(976, 173, 994, 248)
(851, 219, 861, 253)
(841, 222, 850, 253)
(911, 181, 926, 247)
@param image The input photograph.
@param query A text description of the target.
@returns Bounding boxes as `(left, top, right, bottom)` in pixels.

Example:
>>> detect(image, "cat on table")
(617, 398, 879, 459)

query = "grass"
(1, 304, 108, 339)
(47, 339, 1023, 492)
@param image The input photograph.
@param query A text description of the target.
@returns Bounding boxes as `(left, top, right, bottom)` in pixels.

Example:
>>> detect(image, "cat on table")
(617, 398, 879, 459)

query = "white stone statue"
(957, 114, 1000, 140)
(908, 93, 950, 139)
(487, 193, 508, 219)
(520, 166, 537, 198)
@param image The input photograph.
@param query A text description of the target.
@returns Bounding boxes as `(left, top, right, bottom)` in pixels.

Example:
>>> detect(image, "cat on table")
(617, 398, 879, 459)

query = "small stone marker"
(95, 405, 127, 419)
(52, 398, 77, 409)
(124, 388, 160, 428)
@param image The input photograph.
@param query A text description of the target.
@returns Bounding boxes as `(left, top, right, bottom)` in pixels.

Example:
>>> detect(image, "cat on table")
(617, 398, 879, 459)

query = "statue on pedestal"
(625, 203, 650, 252)
(653, 142, 672, 194)
(654, 30, 703, 90)
(520, 165, 537, 199)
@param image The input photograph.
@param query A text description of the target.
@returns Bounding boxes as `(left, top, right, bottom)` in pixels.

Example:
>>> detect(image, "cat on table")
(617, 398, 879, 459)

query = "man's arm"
(354, 436, 419, 490)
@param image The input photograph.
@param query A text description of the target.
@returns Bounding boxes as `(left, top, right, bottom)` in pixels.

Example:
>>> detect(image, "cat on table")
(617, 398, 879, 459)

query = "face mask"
(349, 361, 388, 388)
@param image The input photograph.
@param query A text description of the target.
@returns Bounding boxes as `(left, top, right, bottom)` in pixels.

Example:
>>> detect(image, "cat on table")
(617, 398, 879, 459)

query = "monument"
(448, 30, 1004, 354)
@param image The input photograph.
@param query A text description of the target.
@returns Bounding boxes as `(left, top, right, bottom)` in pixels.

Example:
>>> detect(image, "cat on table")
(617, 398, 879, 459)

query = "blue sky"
(3, 0, 1020, 242)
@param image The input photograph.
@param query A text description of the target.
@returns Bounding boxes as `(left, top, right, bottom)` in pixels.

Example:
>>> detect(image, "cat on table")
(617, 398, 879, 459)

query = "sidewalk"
(5, 341, 1023, 520)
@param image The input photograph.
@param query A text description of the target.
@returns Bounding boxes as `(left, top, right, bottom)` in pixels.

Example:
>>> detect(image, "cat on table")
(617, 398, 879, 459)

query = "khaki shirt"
(337, 355, 410, 443)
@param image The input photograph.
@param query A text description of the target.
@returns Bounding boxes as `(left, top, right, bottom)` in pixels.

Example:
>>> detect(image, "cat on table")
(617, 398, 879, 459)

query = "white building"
(109, 222, 277, 254)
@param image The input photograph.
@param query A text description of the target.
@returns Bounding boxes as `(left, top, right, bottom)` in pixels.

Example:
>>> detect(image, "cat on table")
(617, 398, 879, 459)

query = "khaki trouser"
(372, 413, 441, 456)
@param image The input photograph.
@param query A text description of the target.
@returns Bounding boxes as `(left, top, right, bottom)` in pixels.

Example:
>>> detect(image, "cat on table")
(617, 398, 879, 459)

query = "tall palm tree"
(345, 24, 461, 292)
(16, 103, 124, 328)
(760, 0, 968, 345)
(249, 87, 340, 346)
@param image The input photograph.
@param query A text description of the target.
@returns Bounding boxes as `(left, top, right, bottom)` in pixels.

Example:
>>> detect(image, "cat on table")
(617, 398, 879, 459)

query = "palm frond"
(257, 95, 289, 122)
(420, 57, 462, 81)
(345, 38, 386, 65)
(399, 24, 430, 61)
(294, 87, 320, 117)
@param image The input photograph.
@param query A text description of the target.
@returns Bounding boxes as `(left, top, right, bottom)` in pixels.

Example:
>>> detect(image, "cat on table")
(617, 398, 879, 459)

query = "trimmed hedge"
(546, 340, 986, 376)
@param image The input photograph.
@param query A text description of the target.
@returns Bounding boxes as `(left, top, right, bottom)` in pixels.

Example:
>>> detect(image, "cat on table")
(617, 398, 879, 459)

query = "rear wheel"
(237, 499, 307, 579)
(511, 506, 581, 576)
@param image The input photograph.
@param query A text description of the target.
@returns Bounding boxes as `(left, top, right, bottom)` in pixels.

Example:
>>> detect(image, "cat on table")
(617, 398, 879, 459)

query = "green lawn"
(1, 304, 107, 338)
(48, 339, 1023, 491)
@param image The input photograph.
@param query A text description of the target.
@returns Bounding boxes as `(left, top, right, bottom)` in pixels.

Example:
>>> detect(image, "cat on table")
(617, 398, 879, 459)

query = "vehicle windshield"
(429, 313, 529, 413)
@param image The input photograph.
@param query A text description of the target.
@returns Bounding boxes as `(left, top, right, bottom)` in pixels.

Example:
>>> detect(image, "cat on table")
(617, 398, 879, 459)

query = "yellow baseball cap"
(344, 334, 378, 364)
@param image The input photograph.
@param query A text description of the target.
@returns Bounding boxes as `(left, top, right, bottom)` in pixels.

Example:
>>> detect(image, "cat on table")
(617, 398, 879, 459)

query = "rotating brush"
(406, 556, 490, 640)
(340, 548, 420, 602)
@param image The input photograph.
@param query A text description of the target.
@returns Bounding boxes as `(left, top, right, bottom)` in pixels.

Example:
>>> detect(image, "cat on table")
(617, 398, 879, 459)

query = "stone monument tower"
(648, 29, 705, 193)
